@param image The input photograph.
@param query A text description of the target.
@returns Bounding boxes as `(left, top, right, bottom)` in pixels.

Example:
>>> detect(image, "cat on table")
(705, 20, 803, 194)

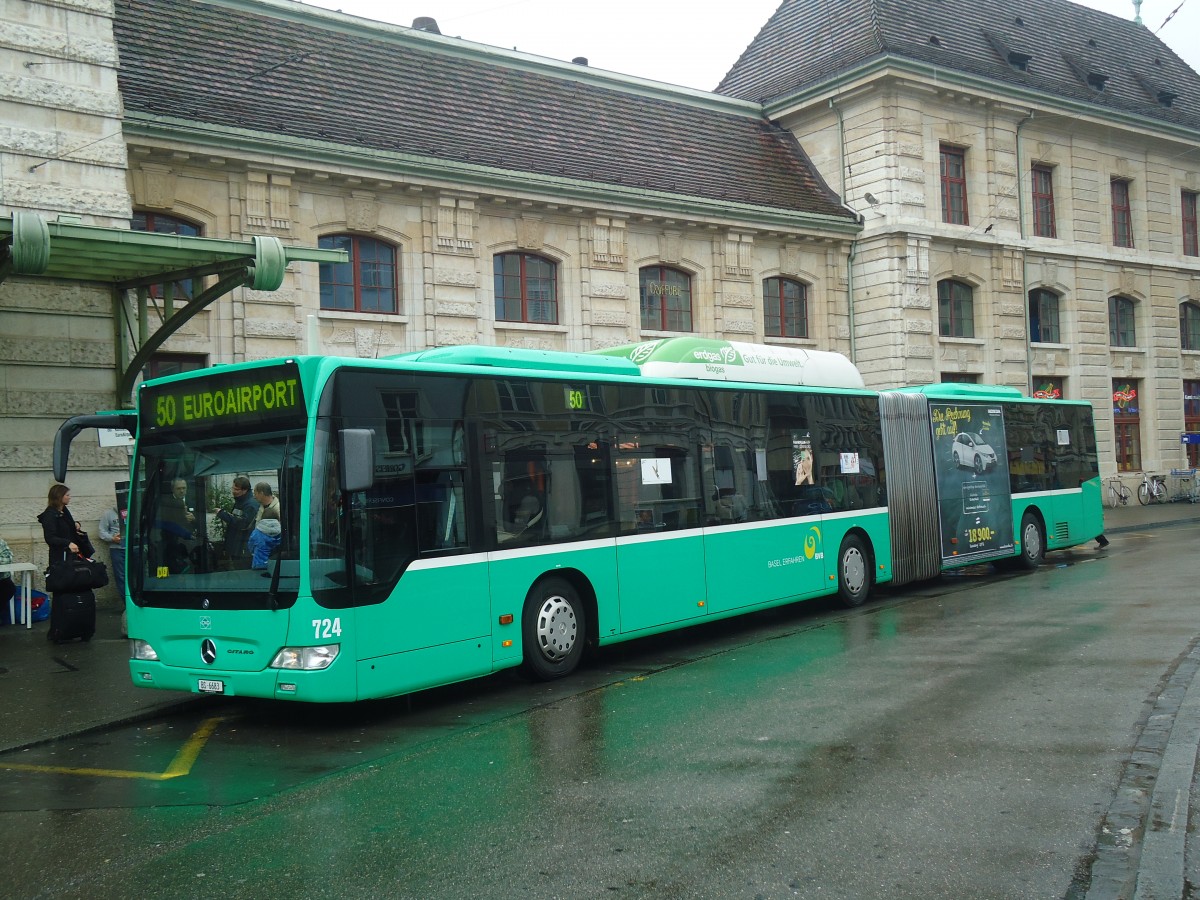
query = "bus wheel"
(521, 576, 585, 681)
(1015, 512, 1045, 570)
(836, 534, 871, 608)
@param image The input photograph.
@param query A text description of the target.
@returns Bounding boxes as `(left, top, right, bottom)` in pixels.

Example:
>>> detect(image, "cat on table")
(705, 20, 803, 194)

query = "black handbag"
(45, 555, 109, 592)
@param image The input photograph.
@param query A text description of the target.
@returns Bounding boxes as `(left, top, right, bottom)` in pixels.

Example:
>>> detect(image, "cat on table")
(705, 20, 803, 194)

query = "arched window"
(937, 279, 974, 338)
(763, 277, 809, 338)
(1028, 288, 1061, 343)
(639, 265, 692, 332)
(493, 252, 558, 324)
(1181, 301, 1200, 351)
(1109, 295, 1137, 347)
(319, 235, 398, 314)
(131, 211, 202, 299)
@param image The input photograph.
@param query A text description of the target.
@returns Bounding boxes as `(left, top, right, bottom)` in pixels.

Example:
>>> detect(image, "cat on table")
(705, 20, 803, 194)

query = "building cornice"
(122, 113, 863, 238)
(763, 57, 1200, 149)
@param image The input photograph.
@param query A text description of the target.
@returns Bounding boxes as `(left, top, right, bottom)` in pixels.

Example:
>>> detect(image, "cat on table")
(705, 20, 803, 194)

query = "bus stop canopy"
(0, 211, 346, 403)
(0, 211, 341, 290)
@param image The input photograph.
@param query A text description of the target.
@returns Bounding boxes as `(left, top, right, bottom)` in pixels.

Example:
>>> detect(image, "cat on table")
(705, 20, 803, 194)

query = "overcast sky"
(299, 0, 1199, 91)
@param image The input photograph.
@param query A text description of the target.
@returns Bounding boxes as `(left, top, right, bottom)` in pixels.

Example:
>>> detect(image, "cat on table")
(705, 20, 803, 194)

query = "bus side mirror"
(339, 428, 376, 493)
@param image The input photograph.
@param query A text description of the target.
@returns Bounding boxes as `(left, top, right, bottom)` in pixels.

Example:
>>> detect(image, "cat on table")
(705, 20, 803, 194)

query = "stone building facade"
(717, 0, 1200, 480)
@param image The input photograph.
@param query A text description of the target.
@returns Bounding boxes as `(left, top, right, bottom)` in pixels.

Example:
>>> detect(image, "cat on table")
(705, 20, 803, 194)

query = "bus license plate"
(198, 679, 225, 694)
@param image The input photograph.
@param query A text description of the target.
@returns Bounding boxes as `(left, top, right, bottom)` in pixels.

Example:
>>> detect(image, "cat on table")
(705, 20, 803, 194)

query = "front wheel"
(521, 576, 586, 681)
(973, 454, 985, 475)
(835, 534, 872, 608)
(1014, 512, 1045, 571)
(1138, 482, 1151, 505)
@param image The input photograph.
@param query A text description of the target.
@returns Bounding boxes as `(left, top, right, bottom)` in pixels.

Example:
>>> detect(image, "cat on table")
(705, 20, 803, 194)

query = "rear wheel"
(835, 534, 872, 608)
(1138, 482, 1150, 505)
(521, 576, 585, 681)
(1015, 511, 1045, 570)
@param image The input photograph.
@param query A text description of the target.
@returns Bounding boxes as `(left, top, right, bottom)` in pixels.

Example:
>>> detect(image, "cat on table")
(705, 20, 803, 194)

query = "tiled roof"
(717, 0, 1200, 132)
(112, 0, 855, 223)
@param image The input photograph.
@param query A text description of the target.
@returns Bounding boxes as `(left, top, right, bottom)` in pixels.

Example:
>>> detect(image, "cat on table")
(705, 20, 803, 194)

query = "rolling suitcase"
(47, 590, 95, 643)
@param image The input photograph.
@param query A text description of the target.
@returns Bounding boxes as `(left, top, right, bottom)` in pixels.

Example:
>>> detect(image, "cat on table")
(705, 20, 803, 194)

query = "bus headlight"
(270, 644, 339, 670)
(130, 640, 159, 661)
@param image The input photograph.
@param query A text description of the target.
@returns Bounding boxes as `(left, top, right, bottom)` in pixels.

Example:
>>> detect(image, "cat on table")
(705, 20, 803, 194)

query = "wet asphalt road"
(1, 523, 1198, 899)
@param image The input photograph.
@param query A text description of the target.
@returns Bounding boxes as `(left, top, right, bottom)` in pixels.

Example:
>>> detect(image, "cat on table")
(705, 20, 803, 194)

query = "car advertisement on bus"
(929, 403, 1015, 564)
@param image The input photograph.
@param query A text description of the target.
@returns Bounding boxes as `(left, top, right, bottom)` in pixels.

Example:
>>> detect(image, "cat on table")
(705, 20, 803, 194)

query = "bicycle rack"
(1169, 469, 1200, 503)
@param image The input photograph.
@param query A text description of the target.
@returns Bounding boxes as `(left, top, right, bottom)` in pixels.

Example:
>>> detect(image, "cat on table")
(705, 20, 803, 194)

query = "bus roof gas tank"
(591, 338, 865, 390)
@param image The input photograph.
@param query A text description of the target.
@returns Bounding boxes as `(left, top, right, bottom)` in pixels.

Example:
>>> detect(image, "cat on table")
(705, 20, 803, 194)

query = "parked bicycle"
(1138, 472, 1168, 505)
(1106, 476, 1132, 508)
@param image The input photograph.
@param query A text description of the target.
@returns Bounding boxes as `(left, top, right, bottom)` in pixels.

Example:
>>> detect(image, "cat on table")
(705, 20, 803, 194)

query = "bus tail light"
(131, 640, 159, 661)
(270, 644, 339, 670)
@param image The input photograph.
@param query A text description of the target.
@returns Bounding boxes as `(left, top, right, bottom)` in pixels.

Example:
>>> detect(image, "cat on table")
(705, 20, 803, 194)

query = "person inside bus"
(158, 478, 196, 539)
(499, 491, 543, 543)
(253, 482, 280, 522)
(249, 506, 282, 569)
(216, 475, 259, 567)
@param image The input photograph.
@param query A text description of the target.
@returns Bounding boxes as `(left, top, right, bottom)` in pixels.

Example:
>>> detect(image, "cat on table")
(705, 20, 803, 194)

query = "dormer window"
(985, 31, 1032, 72)
(1135, 72, 1178, 107)
(1009, 51, 1032, 72)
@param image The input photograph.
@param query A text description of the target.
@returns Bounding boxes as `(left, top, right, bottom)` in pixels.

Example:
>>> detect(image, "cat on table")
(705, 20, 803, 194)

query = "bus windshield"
(130, 428, 305, 609)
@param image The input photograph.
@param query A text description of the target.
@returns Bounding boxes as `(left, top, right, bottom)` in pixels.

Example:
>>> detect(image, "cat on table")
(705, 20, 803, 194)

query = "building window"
(1112, 380, 1141, 472)
(763, 277, 809, 338)
(1182, 302, 1200, 351)
(1185, 380, 1200, 468)
(1032, 378, 1064, 400)
(937, 279, 975, 338)
(1031, 165, 1057, 238)
(494, 252, 558, 324)
(131, 211, 202, 299)
(1109, 295, 1137, 347)
(318, 235, 398, 314)
(1111, 179, 1134, 248)
(640, 266, 693, 332)
(1029, 288, 1061, 343)
(940, 373, 978, 383)
(940, 145, 969, 225)
(1184, 190, 1199, 257)
(144, 353, 206, 381)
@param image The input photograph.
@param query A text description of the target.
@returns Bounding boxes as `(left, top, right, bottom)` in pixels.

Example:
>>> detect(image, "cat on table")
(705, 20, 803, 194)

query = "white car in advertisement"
(952, 432, 997, 474)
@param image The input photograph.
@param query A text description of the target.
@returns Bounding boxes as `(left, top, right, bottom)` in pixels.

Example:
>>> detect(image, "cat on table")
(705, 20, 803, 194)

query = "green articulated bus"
(54, 338, 1102, 702)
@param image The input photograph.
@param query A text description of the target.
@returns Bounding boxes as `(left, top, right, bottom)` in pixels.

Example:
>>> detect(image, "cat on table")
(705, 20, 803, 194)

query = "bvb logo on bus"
(805, 526, 824, 561)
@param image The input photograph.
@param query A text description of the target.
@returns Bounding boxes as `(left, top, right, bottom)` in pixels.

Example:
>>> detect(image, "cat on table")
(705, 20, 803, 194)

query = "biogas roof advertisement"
(930, 403, 1014, 564)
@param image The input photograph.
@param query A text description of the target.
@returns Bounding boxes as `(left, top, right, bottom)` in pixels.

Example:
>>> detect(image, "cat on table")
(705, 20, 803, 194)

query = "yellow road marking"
(0, 716, 224, 780)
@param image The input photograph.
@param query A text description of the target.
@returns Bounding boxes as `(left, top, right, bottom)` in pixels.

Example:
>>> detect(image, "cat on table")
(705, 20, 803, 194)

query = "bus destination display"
(139, 362, 306, 435)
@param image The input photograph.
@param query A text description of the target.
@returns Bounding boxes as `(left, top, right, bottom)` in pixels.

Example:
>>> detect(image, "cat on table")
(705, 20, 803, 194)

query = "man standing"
(99, 498, 126, 635)
(217, 476, 259, 566)
(254, 482, 280, 523)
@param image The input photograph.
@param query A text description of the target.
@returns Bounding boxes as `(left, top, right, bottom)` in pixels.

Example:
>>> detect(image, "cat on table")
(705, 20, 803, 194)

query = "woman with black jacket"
(37, 484, 93, 564)
(38, 483, 99, 642)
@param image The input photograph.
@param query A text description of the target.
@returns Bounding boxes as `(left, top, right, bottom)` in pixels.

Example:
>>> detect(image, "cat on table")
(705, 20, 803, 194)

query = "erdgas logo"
(201, 639, 217, 665)
(691, 346, 740, 365)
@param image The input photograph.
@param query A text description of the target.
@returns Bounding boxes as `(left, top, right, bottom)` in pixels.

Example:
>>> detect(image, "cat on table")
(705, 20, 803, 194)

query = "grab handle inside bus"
(339, 428, 375, 493)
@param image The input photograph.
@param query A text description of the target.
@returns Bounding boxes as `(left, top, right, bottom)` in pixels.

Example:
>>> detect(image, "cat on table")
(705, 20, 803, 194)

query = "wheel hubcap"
(536, 595, 577, 661)
(843, 548, 866, 595)
(1024, 523, 1042, 559)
